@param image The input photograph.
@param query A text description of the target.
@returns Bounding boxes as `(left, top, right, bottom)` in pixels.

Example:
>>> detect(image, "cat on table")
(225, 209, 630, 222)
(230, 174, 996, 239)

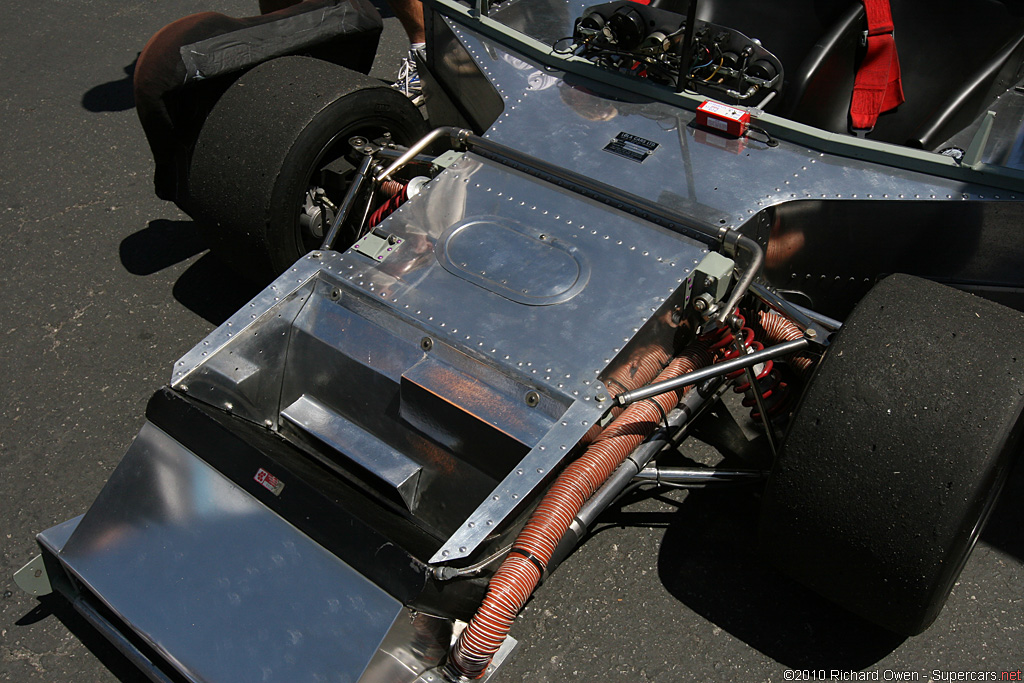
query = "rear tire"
(187, 55, 427, 281)
(760, 274, 1024, 635)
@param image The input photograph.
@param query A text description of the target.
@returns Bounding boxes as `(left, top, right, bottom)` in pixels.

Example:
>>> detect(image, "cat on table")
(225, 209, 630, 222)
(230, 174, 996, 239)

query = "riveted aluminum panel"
(332, 153, 709, 403)
(438, 19, 1024, 313)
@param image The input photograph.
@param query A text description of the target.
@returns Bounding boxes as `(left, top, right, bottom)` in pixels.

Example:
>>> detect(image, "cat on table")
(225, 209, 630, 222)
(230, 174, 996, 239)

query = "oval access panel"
(436, 217, 590, 305)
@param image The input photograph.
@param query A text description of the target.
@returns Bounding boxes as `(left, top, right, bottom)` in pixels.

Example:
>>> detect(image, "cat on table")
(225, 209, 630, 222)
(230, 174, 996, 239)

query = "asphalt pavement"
(1, 1, 1022, 681)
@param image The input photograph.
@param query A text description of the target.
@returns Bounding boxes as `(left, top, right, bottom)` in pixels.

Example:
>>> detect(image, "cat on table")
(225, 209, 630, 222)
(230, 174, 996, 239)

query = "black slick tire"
(760, 274, 1024, 635)
(187, 55, 427, 281)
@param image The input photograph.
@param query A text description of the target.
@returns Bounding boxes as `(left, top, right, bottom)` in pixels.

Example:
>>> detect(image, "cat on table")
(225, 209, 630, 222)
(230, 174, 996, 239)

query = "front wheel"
(187, 55, 427, 282)
(760, 274, 1024, 635)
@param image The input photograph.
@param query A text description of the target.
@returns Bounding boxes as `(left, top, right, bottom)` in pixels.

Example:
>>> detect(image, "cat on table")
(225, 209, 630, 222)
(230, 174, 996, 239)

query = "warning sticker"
(604, 132, 659, 163)
(255, 468, 285, 496)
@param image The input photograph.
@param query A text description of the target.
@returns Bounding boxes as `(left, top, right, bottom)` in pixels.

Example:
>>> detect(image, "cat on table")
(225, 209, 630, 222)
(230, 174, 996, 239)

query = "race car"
(15, 0, 1024, 680)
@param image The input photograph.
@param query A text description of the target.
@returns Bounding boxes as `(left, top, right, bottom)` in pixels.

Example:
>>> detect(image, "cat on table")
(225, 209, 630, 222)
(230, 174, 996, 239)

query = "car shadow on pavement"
(980, 451, 1024, 563)
(120, 219, 261, 325)
(171, 252, 263, 325)
(16, 596, 150, 683)
(82, 58, 137, 112)
(120, 219, 206, 276)
(654, 486, 905, 671)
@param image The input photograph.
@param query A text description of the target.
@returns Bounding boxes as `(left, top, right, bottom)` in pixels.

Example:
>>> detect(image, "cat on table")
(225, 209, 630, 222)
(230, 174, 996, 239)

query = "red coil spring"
(368, 181, 407, 228)
(713, 310, 791, 421)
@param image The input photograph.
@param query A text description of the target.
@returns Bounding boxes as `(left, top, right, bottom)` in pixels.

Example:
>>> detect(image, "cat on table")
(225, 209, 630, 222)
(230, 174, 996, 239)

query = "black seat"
(652, 0, 1024, 146)
(783, 0, 1024, 146)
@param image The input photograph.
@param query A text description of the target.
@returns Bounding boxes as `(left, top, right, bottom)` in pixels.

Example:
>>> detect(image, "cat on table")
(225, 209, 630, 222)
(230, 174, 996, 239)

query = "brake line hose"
(445, 338, 715, 680)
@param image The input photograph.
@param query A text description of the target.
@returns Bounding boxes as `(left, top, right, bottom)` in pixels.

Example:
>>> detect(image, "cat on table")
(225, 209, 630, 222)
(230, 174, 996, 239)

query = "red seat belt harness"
(850, 0, 904, 133)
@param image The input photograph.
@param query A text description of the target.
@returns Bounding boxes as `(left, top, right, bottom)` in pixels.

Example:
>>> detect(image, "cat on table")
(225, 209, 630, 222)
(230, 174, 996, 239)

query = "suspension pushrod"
(321, 154, 374, 250)
(742, 359, 780, 457)
(375, 126, 465, 182)
(374, 146, 438, 168)
(634, 466, 766, 484)
(789, 300, 842, 332)
(616, 337, 811, 406)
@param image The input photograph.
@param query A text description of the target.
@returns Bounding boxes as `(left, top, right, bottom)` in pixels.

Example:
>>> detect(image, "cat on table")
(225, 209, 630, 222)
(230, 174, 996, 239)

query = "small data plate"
(603, 132, 659, 163)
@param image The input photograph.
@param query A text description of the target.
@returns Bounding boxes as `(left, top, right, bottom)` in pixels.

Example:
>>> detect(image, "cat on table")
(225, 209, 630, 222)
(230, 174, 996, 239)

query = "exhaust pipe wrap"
(445, 339, 715, 679)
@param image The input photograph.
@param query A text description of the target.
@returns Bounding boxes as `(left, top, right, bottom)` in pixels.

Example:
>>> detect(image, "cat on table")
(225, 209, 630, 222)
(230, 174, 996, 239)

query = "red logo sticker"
(254, 468, 285, 496)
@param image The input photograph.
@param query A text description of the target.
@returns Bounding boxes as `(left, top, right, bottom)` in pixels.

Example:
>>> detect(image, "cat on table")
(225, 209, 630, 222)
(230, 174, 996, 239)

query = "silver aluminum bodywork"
(38, 423, 449, 683)
(34, 149, 712, 680)
(24, 0, 1024, 680)
(434, 9, 1024, 315)
(170, 154, 712, 554)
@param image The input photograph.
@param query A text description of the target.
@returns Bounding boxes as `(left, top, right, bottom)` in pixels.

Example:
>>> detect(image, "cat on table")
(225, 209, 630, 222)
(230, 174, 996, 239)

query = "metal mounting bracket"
(14, 554, 52, 597)
(354, 231, 404, 262)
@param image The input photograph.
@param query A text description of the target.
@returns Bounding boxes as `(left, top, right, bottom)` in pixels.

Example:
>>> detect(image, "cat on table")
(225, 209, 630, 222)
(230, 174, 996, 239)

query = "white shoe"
(393, 50, 425, 106)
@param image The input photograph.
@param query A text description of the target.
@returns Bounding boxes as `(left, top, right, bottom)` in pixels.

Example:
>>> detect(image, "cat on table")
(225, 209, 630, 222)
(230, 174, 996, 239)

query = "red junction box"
(696, 100, 750, 137)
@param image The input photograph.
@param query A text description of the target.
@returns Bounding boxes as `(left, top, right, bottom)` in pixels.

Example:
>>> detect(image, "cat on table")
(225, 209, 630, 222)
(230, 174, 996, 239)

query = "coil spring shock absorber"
(711, 310, 791, 420)
(369, 176, 432, 228)
(368, 179, 407, 228)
